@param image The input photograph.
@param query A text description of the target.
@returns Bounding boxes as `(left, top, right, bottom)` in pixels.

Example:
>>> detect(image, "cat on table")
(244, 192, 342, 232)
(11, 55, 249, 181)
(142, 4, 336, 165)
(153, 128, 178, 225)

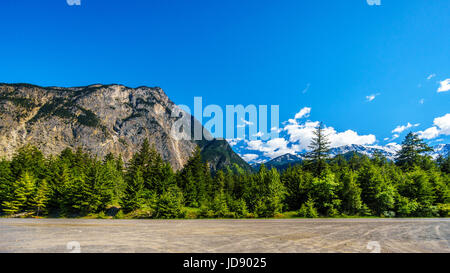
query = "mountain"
(328, 143, 400, 161)
(0, 83, 251, 171)
(431, 144, 450, 158)
(252, 143, 448, 171)
(328, 143, 449, 160)
(252, 153, 303, 171)
(197, 138, 253, 172)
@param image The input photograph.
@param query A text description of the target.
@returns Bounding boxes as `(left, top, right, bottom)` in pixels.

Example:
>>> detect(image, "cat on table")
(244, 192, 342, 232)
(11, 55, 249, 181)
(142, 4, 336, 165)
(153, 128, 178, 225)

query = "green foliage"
(396, 132, 433, 170)
(32, 179, 50, 216)
(76, 107, 101, 127)
(2, 172, 36, 215)
(282, 166, 313, 211)
(1, 132, 448, 219)
(0, 160, 13, 212)
(298, 198, 319, 218)
(341, 171, 363, 215)
(0, 96, 36, 111)
(309, 173, 341, 216)
(177, 147, 209, 207)
(209, 192, 229, 218)
(304, 122, 330, 177)
(155, 186, 185, 219)
(121, 167, 145, 213)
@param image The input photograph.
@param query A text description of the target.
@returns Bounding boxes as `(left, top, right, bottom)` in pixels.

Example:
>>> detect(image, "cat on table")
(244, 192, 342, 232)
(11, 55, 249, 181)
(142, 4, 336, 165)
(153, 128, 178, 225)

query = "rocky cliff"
(0, 83, 250, 171)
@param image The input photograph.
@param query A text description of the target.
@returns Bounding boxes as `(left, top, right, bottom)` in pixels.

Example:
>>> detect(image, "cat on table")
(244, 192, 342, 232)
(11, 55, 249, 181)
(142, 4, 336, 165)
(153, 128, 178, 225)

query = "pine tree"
(396, 132, 433, 170)
(155, 186, 184, 219)
(32, 179, 50, 216)
(341, 171, 363, 215)
(214, 170, 225, 193)
(2, 172, 36, 214)
(298, 197, 318, 218)
(310, 173, 341, 216)
(9, 145, 46, 180)
(178, 146, 206, 207)
(89, 160, 116, 212)
(183, 169, 198, 207)
(121, 167, 145, 212)
(0, 160, 13, 212)
(281, 165, 312, 211)
(357, 163, 382, 215)
(305, 122, 330, 177)
(210, 192, 229, 218)
(61, 171, 92, 215)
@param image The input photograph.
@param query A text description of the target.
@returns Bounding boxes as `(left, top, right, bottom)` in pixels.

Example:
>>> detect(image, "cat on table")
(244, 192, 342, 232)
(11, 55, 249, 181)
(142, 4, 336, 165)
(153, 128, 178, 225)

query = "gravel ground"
(0, 218, 449, 253)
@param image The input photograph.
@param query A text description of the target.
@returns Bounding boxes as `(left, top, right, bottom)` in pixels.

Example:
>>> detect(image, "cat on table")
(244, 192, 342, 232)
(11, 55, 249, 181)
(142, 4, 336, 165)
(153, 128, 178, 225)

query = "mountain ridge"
(0, 83, 250, 171)
(252, 143, 449, 171)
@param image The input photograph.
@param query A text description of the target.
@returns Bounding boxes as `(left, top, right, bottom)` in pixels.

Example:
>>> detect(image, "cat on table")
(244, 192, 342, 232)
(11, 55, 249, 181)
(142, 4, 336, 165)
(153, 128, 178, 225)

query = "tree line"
(0, 125, 449, 218)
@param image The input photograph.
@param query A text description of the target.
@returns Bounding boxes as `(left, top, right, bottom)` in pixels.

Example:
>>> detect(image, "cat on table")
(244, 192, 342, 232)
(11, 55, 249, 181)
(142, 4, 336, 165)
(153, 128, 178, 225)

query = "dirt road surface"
(0, 218, 448, 253)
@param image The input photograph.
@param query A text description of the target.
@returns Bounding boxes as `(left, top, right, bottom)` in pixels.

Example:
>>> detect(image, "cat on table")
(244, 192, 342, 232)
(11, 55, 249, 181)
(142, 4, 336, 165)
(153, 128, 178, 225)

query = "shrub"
(297, 198, 318, 218)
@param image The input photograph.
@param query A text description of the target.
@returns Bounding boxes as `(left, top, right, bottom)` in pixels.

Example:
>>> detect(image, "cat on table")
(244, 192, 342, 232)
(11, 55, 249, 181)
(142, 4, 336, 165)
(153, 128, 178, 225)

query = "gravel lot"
(0, 218, 448, 253)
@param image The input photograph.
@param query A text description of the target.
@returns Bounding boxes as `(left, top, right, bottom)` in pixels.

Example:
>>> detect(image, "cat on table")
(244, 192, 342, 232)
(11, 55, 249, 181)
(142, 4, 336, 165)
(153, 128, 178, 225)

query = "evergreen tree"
(61, 170, 92, 215)
(341, 171, 363, 215)
(305, 122, 330, 177)
(436, 155, 450, 174)
(155, 186, 184, 219)
(121, 167, 145, 212)
(32, 179, 50, 216)
(281, 166, 313, 211)
(298, 197, 318, 218)
(178, 146, 207, 207)
(0, 160, 13, 212)
(396, 132, 433, 170)
(214, 170, 225, 193)
(2, 171, 36, 214)
(210, 191, 229, 218)
(10, 145, 46, 181)
(309, 173, 341, 216)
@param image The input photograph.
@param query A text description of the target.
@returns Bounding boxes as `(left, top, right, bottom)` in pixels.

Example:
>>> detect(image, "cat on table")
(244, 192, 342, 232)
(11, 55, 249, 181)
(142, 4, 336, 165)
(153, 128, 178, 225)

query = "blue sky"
(0, 0, 449, 162)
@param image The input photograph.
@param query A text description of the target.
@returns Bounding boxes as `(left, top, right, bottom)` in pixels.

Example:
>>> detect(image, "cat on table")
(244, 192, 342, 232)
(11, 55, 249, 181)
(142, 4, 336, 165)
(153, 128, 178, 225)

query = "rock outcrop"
(0, 83, 250, 171)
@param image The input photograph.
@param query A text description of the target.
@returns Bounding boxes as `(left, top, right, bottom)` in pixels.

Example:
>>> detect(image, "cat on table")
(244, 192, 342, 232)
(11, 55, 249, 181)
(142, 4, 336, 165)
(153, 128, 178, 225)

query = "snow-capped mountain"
(251, 143, 448, 170)
(429, 144, 450, 159)
(251, 153, 303, 170)
(328, 143, 401, 161)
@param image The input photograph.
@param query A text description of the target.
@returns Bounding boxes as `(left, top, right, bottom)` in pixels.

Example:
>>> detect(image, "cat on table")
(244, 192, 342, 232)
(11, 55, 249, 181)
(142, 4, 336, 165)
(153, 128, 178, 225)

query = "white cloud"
(384, 134, 399, 142)
(294, 107, 311, 120)
(366, 93, 380, 102)
(434, 113, 450, 135)
(284, 120, 376, 151)
(302, 83, 311, 94)
(242, 154, 259, 162)
(386, 142, 402, 151)
(419, 98, 424, 105)
(419, 127, 439, 140)
(390, 134, 400, 141)
(392, 122, 420, 134)
(246, 138, 297, 159)
(418, 113, 450, 139)
(226, 138, 242, 147)
(427, 74, 436, 80)
(327, 129, 376, 148)
(437, 79, 450, 93)
(284, 121, 320, 150)
(239, 107, 377, 159)
(271, 127, 282, 133)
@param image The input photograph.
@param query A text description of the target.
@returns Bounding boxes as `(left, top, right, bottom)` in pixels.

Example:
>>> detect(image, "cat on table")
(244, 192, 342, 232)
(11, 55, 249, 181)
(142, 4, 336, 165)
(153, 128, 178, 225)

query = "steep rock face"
(0, 83, 247, 171)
